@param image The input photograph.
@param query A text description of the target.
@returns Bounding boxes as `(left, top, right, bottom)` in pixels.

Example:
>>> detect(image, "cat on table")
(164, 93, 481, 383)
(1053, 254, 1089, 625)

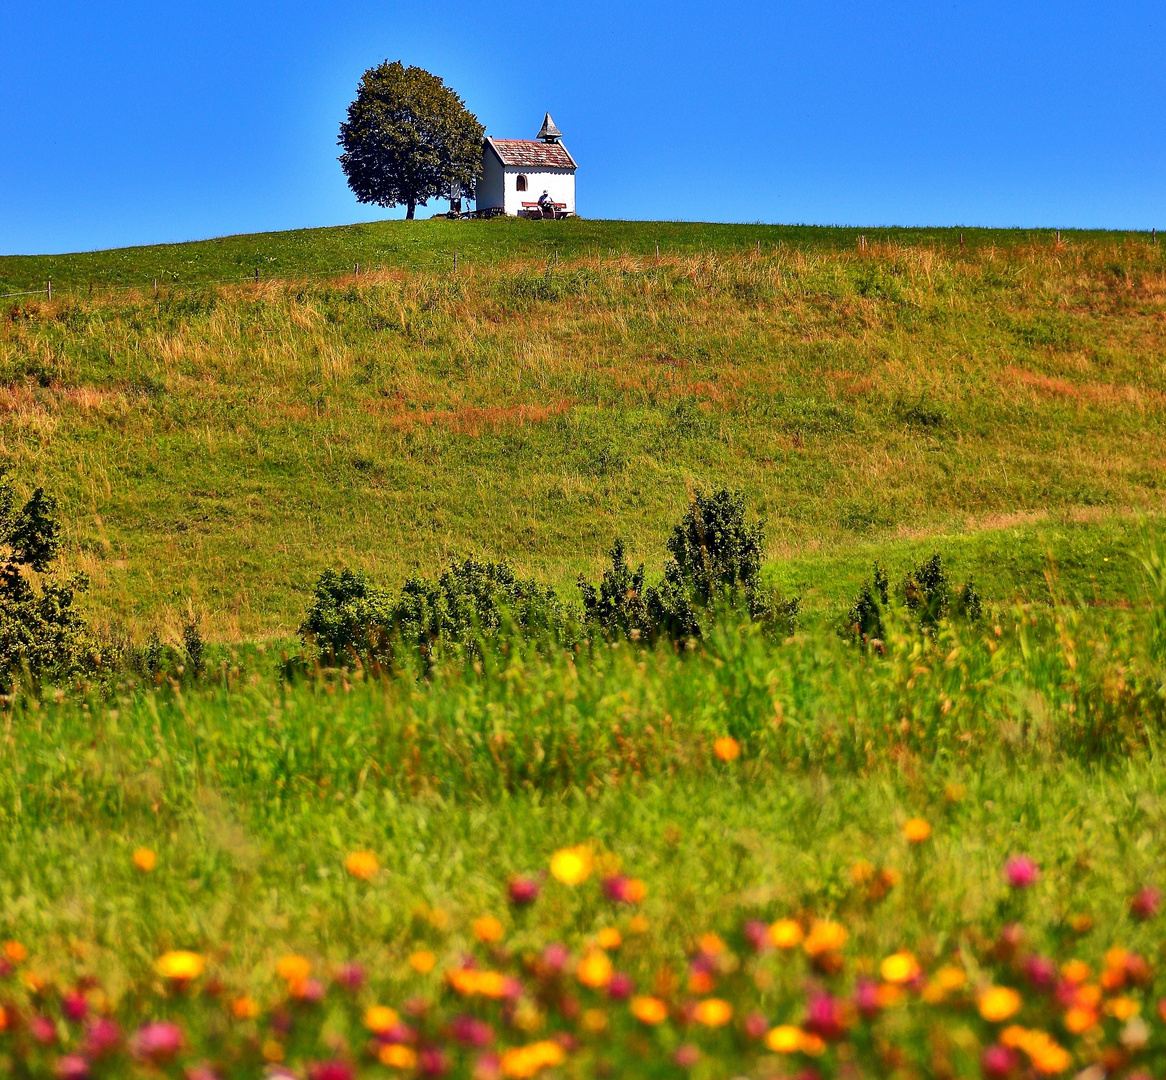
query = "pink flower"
(607, 972, 635, 1000)
(31, 1015, 58, 1044)
(854, 978, 881, 1019)
(84, 1018, 121, 1058)
(542, 943, 570, 973)
(307, 1060, 354, 1080)
(804, 992, 847, 1041)
(62, 993, 88, 1023)
(981, 1044, 1017, 1078)
(55, 1056, 89, 1080)
(744, 1011, 769, 1039)
(1024, 955, 1057, 990)
(1131, 886, 1161, 921)
(473, 1053, 501, 1080)
(419, 1047, 449, 1078)
(450, 1015, 494, 1048)
(334, 963, 366, 990)
(1004, 856, 1039, 889)
(131, 1021, 184, 1063)
(508, 877, 540, 906)
(185, 1066, 222, 1080)
(377, 1022, 417, 1046)
(674, 1045, 700, 1067)
(743, 920, 770, 952)
(602, 876, 632, 903)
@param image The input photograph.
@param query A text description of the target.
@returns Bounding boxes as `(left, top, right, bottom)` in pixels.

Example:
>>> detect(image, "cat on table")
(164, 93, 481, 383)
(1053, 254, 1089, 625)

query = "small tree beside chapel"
(338, 61, 485, 219)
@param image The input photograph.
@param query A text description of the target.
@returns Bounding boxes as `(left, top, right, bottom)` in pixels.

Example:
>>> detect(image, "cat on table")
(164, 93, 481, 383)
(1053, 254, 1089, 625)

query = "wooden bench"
(520, 201, 570, 220)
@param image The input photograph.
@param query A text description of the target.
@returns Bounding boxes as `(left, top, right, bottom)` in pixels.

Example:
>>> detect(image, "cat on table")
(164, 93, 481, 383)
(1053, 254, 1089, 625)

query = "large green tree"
(338, 61, 485, 220)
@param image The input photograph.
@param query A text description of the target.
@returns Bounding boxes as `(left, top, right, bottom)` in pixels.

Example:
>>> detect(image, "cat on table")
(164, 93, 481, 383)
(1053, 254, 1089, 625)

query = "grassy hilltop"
(1, 218, 1164, 638)
(2, 220, 1166, 1079)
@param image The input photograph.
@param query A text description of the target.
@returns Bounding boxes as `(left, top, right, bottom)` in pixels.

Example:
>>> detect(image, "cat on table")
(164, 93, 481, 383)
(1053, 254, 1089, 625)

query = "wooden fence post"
(254, 268, 259, 285)
(46, 280, 52, 301)
(153, 279, 158, 298)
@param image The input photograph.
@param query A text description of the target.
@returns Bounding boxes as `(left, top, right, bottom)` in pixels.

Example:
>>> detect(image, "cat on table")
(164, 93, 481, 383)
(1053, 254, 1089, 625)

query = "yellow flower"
(922, 965, 966, 1002)
(550, 845, 592, 886)
(133, 847, 157, 872)
(903, 818, 932, 843)
(850, 860, 876, 885)
(713, 736, 740, 761)
(768, 919, 804, 949)
(275, 955, 312, 984)
(379, 1044, 418, 1069)
(344, 851, 379, 880)
(693, 998, 732, 1027)
(1105, 997, 1139, 1021)
(231, 996, 260, 1020)
(473, 915, 504, 944)
(1031, 1045, 1072, 1074)
(596, 928, 622, 950)
(262, 1040, 285, 1063)
(766, 1026, 803, 1053)
(364, 1005, 400, 1034)
(630, 996, 668, 1025)
(409, 950, 436, 974)
(155, 950, 206, 981)
(581, 1008, 608, 1033)
(577, 951, 614, 989)
(500, 1040, 564, 1079)
(803, 920, 848, 956)
(978, 986, 1021, 1022)
(880, 951, 921, 984)
(628, 915, 650, 935)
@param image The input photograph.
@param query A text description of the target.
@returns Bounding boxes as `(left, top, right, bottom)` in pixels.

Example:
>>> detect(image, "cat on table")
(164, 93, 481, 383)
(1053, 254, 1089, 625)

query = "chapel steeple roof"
(537, 113, 563, 142)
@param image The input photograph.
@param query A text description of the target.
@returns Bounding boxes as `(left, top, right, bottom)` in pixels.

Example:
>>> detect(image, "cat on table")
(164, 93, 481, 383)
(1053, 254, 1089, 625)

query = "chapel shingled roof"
(485, 138, 576, 170)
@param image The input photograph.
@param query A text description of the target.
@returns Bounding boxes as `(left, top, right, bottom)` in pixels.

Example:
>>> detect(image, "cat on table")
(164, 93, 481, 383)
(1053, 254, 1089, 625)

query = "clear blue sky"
(2, 1, 1162, 254)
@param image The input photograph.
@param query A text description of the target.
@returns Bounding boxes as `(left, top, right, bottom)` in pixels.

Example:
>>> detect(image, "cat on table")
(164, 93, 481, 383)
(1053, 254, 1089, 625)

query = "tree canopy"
(338, 61, 485, 220)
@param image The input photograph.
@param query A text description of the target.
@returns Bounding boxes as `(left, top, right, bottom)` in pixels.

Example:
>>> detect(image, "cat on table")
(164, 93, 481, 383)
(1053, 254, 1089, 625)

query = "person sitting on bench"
(537, 190, 554, 214)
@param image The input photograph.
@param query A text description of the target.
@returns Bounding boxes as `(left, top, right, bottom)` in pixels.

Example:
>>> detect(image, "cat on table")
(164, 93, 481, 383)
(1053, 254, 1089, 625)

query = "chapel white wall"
(501, 167, 576, 216)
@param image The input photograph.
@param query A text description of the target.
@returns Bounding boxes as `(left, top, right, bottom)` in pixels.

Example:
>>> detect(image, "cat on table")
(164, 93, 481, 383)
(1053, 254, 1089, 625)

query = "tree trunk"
(406, 199, 416, 220)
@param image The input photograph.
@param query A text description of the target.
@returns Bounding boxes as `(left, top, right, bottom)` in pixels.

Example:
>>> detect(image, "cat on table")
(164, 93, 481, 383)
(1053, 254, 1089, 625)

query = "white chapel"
(475, 113, 576, 218)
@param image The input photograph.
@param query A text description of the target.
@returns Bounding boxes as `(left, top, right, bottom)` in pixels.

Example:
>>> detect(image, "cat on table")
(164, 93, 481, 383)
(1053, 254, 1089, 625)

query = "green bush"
(300, 560, 572, 666)
(0, 470, 93, 685)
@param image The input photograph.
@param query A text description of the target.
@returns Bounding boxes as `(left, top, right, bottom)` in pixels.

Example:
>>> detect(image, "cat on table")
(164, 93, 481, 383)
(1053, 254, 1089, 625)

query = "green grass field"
(1, 220, 1165, 1080)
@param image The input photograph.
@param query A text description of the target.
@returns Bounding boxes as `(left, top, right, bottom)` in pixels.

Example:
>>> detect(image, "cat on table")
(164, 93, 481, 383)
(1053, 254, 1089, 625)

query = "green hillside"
(1, 218, 1163, 638)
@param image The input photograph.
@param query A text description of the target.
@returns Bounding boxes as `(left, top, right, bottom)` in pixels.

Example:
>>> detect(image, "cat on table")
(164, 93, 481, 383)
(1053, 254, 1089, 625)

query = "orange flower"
(698, 933, 726, 956)
(276, 955, 311, 984)
(628, 915, 650, 935)
(409, 950, 436, 974)
(344, 851, 379, 880)
(622, 879, 648, 903)
(1060, 960, 1090, 984)
(133, 847, 157, 872)
(1063, 1006, 1097, 1034)
(581, 1008, 608, 1033)
(155, 950, 206, 981)
(473, 915, 504, 944)
(803, 920, 847, 957)
(880, 951, 921, 984)
(380, 1044, 418, 1069)
(1104, 997, 1139, 1021)
(0, 1005, 7, 1032)
(768, 919, 804, 949)
(713, 736, 741, 761)
(577, 951, 614, 989)
(688, 970, 716, 994)
(693, 998, 732, 1027)
(231, 996, 260, 1020)
(978, 986, 1021, 1022)
(550, 846, 592, 886)
(364, 1005, 401, 1034)
(630, 996, 668, 1025)
(2, 941, 27, 964)
(903, 818, 932, 843)
(596, 928, 622, 951)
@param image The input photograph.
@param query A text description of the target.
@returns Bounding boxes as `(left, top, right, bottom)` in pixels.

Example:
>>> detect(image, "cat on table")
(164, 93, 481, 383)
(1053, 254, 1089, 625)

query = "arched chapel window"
(516, 175, 528, 192)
